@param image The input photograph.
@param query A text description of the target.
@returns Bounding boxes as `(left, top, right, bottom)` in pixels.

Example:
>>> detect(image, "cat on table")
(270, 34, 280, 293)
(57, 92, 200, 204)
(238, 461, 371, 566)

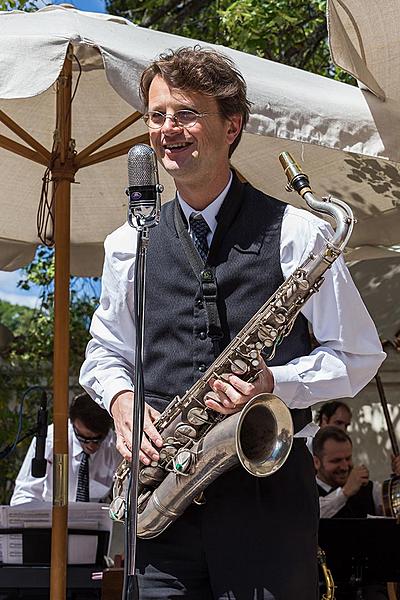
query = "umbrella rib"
(0, 134, 49, 166)
(0, 109, 50, 162)
(76, 112, 143, 163)
(78, 133, 150, 168)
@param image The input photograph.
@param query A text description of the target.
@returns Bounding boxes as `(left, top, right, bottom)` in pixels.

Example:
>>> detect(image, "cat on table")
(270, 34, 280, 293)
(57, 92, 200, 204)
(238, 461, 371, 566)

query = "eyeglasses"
(142, 110, 220, 130)
(73, 425, 105, 445)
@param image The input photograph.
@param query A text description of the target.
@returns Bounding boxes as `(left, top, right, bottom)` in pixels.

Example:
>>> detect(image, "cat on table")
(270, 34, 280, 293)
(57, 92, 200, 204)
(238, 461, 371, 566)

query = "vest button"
(198, 364, 206, 372)
(196, 299, 203, 309)
(199, 331, 207, 340)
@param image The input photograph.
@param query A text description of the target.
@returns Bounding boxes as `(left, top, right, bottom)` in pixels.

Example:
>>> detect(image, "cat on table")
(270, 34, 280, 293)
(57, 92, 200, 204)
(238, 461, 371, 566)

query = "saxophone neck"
(279, 152, 355, 253)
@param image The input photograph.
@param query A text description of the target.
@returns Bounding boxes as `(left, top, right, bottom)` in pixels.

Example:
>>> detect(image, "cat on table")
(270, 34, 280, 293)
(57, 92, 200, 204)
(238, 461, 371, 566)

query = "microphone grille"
(127, 144, 157, 187)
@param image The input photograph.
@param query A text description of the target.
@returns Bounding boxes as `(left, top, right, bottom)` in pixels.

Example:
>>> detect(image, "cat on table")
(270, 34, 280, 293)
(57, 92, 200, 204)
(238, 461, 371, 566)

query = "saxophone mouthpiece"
(278, 152, 312, 197)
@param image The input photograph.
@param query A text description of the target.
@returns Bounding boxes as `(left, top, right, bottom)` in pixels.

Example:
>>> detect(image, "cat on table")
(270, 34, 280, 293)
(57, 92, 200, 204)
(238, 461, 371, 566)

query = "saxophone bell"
(236, 393, 293, 477)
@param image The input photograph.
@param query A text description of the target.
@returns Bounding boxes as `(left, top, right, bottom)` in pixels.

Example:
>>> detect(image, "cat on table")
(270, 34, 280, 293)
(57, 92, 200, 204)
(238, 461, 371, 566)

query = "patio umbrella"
(1, 6, 400, 276)
(348, 249, 400, 342)
(327, 0, 400, 102)
(1, 5, 400, 598)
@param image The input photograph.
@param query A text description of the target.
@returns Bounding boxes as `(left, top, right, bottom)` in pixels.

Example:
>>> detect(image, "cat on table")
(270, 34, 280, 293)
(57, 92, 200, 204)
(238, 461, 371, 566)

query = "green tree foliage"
(0, 247, 100, 503)
(106, 0, 352, 81)
(0, 0, 36, 10)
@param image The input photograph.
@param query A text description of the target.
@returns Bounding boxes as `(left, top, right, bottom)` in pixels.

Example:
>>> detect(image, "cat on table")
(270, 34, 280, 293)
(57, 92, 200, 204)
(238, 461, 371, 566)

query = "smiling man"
(80, 47, 385, 599)
(313, 426, 383, 518)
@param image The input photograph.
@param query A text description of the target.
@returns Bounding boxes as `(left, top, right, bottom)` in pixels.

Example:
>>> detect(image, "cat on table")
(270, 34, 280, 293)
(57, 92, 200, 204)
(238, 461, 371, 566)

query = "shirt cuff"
(102, 378, 135, 413)
(270, 363, 302, 407)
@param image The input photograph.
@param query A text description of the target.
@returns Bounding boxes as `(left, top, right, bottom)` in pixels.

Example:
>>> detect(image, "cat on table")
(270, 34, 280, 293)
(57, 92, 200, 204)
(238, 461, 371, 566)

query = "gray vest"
(143, 174, 312, 432)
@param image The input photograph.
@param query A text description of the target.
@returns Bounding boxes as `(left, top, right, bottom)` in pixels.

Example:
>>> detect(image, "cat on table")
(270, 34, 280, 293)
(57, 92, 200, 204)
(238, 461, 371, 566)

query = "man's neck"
(316, 475, 336, 491)
(176, 169, 231, 210)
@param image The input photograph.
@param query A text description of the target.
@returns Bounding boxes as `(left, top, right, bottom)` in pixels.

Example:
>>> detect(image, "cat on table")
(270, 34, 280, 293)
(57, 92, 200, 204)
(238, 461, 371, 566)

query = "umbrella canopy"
(348, 249, 400, 342)
(1, 5, 400, 278)
(327, 0, 400, 102)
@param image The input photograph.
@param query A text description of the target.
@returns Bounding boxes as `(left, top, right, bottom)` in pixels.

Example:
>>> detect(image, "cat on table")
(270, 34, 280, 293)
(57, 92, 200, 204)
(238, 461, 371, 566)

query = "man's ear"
(313, 455, 321, 471)
(226, 114, 242, 145)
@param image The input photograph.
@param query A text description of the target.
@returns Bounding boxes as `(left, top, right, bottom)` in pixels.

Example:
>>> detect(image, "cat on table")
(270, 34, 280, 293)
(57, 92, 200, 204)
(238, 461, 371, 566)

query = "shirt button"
(196, 299, 204, 309)
(199, 331, 207, 340)
(198, 364, 206, 373)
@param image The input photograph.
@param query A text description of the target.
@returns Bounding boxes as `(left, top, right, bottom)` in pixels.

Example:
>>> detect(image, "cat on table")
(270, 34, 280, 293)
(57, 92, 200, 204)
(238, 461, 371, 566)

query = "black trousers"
(136, 440, 319, 600)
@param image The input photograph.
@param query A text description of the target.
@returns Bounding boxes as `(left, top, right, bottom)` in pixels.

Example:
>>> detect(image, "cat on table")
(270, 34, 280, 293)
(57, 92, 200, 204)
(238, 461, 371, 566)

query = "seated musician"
(316, 400, 352, 431)
(313, 426, 400, 518)
(10, 392, 121, 505)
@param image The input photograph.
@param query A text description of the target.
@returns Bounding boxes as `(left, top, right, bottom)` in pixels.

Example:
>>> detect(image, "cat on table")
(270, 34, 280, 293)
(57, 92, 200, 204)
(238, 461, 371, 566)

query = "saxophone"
(109, 152, 355, 539)
(318, 547, 336, 600)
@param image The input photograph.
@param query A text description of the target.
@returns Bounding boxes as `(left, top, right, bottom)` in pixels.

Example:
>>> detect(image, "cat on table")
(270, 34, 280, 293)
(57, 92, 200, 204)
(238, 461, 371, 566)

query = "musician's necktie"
(189, 213, 210, 263)
(76, 451, 90, 502)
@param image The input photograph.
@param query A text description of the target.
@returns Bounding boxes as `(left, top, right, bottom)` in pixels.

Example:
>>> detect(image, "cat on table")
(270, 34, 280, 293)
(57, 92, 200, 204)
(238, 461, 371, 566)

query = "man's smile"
(163, 141, 193, 153)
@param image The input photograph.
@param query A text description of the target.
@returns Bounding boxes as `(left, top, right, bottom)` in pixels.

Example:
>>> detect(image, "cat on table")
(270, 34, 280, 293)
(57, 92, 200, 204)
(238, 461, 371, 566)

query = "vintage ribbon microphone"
(124, 144, 163, 599)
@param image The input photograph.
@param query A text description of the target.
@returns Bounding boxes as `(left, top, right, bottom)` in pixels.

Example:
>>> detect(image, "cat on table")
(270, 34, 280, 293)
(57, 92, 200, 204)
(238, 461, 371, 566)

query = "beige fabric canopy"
(327, 0, 400, 102)
(1, 5, 400, 277)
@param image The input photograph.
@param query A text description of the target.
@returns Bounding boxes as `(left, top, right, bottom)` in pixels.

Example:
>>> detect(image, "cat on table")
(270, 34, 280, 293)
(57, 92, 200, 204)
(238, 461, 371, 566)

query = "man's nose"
(161, 114, 181, 133)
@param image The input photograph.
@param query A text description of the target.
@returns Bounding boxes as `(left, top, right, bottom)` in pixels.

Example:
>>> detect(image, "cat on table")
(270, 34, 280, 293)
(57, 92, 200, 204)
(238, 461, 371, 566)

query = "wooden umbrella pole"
(50, 47, 74, 600)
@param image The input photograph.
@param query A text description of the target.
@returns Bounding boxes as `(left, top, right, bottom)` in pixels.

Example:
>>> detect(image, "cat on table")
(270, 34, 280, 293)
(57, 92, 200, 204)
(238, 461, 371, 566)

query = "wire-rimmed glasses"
(142, 109, 220, 129)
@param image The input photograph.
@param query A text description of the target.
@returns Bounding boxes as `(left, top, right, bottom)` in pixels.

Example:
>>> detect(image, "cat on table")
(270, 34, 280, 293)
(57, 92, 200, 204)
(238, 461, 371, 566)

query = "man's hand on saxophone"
(110, 391, 162, 464)
(204, 358, 274, 415)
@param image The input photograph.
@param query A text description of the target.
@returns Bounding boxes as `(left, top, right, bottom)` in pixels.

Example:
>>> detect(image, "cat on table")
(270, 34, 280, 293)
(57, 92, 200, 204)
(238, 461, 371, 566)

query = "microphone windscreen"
(127, 144, 158, 188)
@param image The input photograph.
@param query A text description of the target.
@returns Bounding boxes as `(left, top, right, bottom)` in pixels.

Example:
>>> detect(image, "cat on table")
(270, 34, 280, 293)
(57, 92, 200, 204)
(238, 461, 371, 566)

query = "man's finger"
(116, 433, 131, 461)
(204, 397, 239, 415)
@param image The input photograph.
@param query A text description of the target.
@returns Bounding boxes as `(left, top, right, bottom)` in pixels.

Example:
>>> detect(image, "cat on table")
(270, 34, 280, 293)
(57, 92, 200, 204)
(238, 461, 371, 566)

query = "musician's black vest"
(317, 481, 376, 518)
(143, 174, 312, 433)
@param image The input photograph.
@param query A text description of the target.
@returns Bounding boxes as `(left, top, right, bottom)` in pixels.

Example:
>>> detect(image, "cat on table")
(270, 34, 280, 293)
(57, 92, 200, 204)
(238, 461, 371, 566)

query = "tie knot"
(189, 213, 210, 262)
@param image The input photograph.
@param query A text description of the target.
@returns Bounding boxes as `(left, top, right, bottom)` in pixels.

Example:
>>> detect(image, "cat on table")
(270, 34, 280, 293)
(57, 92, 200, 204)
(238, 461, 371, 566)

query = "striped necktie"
(189, 213, 210, 263)
(76, 452, 90, 502)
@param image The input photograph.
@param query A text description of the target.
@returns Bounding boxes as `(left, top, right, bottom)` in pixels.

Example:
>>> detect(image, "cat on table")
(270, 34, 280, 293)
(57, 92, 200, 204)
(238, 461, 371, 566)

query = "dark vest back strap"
(174, 201, 223, 357)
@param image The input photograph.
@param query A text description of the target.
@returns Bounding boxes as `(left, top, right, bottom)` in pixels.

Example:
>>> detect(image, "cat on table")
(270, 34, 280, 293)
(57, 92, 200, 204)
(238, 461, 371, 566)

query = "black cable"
(0, 385, 49, 459)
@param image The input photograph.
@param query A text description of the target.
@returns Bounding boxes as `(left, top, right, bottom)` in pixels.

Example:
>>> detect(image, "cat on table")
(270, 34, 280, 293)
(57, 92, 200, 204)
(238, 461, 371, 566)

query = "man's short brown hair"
(140, 46, 251, 157)
(69, 392, 112, 436)
(312, 426, 352, 459)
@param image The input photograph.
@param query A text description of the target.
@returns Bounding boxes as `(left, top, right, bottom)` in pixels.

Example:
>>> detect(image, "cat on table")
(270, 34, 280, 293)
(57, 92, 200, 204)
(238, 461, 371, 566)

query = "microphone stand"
(122, 145, 162, 600)
(123, 226, 149, 600)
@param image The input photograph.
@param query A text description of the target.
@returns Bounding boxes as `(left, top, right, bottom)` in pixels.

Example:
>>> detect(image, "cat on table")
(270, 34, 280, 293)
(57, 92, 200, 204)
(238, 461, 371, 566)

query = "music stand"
(319, 518, 400, 595)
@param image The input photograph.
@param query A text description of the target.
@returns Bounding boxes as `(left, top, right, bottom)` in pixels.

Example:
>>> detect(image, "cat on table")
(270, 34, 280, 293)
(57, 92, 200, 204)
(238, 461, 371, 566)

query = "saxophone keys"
(187, 406, 210, 426)
(274, 311, 286, 324)
(139, 466, 165, 486)
(173, 450, 193, 474)
(174, 423, 198, 442)
(230, 358, 248, 375)
(159, 445, 178, 461)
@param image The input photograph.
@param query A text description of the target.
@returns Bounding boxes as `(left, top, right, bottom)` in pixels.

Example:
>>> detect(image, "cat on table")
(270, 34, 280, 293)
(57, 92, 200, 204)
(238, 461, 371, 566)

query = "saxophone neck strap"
(173, 200, 223, 358)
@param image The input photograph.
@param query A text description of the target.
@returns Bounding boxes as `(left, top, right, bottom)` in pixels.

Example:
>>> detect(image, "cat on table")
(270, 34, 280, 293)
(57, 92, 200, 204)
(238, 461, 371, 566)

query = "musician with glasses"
(10, 392, 121, 505)
(80, 47, 385, 599)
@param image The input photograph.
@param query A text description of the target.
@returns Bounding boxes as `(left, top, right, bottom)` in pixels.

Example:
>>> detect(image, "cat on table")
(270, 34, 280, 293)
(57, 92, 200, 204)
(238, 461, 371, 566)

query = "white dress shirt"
(10, 421, 121, 505)
(317, 476, 383, 517)
(80, 178, 385, 426)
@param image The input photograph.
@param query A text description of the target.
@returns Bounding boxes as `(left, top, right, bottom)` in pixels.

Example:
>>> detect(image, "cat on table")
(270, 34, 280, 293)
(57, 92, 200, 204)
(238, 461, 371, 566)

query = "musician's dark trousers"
(136, 439, 319, 600)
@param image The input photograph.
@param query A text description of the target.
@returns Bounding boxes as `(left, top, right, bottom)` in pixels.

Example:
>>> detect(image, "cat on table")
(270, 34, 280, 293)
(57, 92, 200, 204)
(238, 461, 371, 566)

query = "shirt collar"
(177, 171, 233, 236)
(316, 476, 333, 493)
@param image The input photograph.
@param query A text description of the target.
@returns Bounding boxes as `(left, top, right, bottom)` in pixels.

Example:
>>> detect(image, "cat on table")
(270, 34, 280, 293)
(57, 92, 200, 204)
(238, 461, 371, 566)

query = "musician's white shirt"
(10, 421, 121, 505)
(80, 177, 385, 430)
(316, 476, 383, 517)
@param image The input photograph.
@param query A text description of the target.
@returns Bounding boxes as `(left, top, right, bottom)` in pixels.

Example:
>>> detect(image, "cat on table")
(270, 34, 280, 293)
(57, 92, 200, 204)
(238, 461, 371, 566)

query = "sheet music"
(0, 502, 112, 565)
